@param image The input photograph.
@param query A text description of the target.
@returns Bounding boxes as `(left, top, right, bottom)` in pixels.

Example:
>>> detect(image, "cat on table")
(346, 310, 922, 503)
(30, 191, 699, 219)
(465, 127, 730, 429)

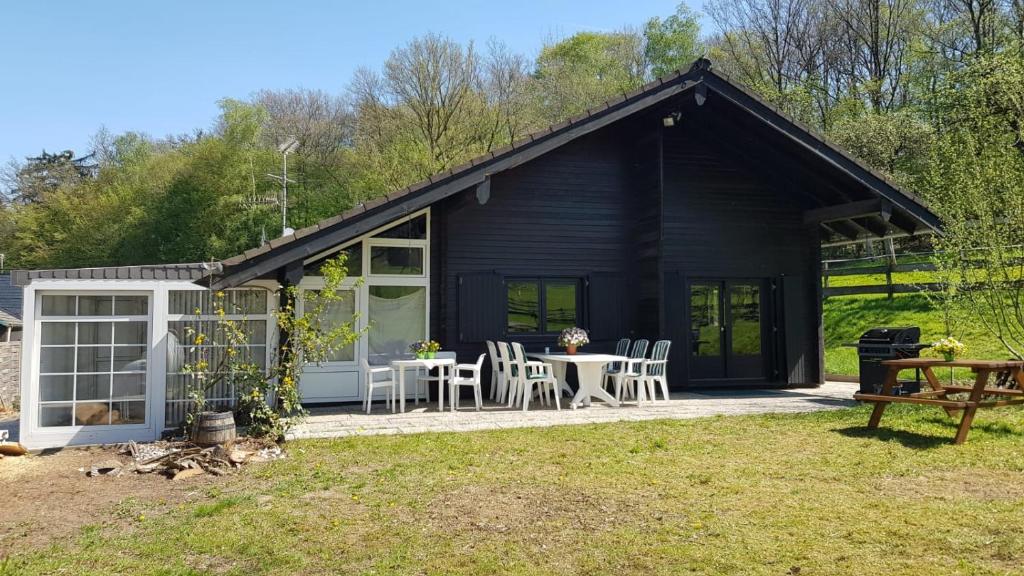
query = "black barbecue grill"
(856, 327, 928, 394)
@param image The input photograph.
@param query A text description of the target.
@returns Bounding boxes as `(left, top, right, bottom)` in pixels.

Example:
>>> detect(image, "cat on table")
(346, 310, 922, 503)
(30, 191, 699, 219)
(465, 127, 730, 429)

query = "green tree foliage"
(0, 0, 1020, 287)
(645, 4, 704, 78)
(534, 31, 647, 121)
(924, 47, 1024, 354)
(828, 109, 935, 184)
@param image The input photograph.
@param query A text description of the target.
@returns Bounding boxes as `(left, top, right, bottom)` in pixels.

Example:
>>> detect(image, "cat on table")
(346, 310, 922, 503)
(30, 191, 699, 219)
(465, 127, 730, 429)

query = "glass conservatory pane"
(40, 404, 73, 427)
(76, 374, 112, 401)
(40, 295, 76, 316)
(114, 296, 148, 316)
(113, 373, 146, 399)
(39, 375, 74, 402)
(370, 246, 423, 275)
(78, 322, 113, 345)
(114, 322, 147, 345)
(78, 296, 114, 316)
(111, 401, 146, 425)
(76, 347, 112, 373)
(40, 323, 75, 345)
(40, 347, 75, 373)
(112, 346, 147, 372)
(75, 402, 112, 426)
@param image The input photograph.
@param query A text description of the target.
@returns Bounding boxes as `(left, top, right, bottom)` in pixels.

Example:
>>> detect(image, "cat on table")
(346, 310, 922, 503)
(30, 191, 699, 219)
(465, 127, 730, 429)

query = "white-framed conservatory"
(297, 208, 430, 403)
(17, 209, 431, 449)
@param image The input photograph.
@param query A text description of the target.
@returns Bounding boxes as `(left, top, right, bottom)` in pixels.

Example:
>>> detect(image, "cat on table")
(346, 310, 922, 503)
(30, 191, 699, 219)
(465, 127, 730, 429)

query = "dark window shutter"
(781, 275, 810, 384)
(587, 273, 627, 341)
(457, 272, 504, 343)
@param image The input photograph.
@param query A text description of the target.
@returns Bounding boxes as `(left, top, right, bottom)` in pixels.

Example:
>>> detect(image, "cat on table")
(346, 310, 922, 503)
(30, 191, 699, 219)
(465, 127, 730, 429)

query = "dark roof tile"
(0, 275, 23, 318)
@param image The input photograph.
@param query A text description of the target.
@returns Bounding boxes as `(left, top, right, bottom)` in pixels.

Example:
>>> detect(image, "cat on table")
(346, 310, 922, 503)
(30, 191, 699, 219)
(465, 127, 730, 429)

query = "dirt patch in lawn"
(0, 445, 221, 555)
(428, 482, 683, 543)
(882, 469, 1024, 501)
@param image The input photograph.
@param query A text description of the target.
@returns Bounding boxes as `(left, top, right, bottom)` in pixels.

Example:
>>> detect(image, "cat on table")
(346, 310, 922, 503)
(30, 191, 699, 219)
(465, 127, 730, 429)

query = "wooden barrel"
(194, 411, 236, 446)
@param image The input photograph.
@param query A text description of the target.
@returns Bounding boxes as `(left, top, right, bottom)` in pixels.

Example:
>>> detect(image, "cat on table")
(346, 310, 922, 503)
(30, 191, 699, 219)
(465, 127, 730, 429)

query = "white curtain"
(323, 292, 356, 362)
(368, 286, 426, 363)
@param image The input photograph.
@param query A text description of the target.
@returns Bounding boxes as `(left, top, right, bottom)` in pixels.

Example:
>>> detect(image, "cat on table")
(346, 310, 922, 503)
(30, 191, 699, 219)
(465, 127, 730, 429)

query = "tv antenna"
(267, 136, 300, 236)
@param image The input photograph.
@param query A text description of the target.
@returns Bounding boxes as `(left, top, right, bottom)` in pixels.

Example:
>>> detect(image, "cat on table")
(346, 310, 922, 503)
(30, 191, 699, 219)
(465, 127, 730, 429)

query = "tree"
(924, 48, 1024, 357)
(828, 109, 934, 183)
(383, 33, 483, 170)
(2, 149, 97, 204)
(644, 4, 704, 78)
(533, 30, 648, 122)
(827, 0, 922, 112)
(705, 0, 835, 124)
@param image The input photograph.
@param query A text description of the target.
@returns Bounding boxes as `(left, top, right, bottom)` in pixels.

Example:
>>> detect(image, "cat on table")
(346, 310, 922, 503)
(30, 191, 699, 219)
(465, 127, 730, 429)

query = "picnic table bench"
(853, 358, 1024, 444)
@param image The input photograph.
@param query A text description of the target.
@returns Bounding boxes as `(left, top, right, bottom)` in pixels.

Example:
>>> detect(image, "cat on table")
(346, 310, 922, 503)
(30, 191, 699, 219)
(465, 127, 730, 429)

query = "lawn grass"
(823, 293, 1010, 377)
(4, 405, 1024, 575)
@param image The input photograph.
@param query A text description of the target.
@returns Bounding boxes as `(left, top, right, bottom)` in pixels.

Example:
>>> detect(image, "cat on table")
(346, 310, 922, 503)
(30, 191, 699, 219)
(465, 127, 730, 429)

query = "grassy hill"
(823, 293, 1011, 376)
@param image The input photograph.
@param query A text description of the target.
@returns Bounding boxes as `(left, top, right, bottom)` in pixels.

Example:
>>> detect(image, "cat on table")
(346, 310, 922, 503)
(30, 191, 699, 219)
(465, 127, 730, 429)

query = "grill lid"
(859, 327, 921, 345)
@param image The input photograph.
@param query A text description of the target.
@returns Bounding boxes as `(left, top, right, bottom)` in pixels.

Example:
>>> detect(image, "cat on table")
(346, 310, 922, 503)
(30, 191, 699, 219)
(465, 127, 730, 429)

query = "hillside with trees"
(1, 1, 1022, 273)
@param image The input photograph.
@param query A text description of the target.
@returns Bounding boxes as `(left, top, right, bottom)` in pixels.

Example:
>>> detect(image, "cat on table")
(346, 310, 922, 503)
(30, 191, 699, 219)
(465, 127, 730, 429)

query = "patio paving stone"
(288, 381, 858, 440)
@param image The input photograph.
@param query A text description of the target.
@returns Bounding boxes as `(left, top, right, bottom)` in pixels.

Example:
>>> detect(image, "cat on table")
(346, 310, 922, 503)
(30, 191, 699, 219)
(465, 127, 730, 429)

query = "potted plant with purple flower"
(558, 327, 589, 355)
(409, 340, 428, 359)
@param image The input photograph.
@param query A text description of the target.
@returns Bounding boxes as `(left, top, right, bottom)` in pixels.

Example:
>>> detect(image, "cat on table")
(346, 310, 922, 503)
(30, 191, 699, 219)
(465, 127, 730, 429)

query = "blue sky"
(0, 0, 703, 163)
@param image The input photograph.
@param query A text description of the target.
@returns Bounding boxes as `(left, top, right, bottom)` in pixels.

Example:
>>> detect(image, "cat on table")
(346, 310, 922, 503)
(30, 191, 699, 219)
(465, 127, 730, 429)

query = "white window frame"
(22, 286, 159, 448)
(35, 291, 152, 430)
(299, 208, 430, 387)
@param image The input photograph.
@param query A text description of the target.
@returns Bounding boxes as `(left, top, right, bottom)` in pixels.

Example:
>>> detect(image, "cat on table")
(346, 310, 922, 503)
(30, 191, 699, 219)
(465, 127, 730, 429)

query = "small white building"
(15, 210, 430, 449)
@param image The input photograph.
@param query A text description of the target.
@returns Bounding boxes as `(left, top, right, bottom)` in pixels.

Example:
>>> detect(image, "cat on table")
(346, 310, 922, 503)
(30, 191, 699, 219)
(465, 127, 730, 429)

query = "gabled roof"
(209, 58, 941, 289)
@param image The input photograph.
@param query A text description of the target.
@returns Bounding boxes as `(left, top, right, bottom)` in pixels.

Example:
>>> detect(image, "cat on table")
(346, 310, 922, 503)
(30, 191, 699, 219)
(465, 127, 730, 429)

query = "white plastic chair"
(623, 340, 672, 405)
(512, 342, 560, 411)
(360, 358, 396, 414)
(602, 338, 631, 390)
(611, 339, 649, 401)
(450, 354, 486, 411)
(486, 341, 505, 402)
(415, 351, 456, 404)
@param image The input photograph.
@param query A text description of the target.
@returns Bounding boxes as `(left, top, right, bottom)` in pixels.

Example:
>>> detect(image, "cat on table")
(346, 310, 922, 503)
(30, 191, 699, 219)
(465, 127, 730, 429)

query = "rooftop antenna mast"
(267, 136, 300, 236)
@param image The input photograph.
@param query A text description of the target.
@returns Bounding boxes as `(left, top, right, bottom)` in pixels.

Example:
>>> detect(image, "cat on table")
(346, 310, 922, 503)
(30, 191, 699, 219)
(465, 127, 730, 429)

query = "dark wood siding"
(438, 129, 637, 362)
(427, 105, 823, 388)
(660, 123, 820, 385)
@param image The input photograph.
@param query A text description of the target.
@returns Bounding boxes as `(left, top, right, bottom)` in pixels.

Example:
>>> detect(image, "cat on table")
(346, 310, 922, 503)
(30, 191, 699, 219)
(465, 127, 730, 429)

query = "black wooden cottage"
(210, 59, 941, 390)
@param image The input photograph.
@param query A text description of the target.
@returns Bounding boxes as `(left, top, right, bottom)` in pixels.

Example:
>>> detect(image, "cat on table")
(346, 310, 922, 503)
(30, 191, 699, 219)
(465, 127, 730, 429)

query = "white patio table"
(531, 353, 628, 408)
(390, 357, 456, 413)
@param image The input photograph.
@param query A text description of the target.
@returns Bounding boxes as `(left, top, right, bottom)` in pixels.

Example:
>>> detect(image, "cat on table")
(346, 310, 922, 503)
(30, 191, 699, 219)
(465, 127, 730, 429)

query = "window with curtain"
(505, 278, 580, 335)
(367, 285, 426, 362)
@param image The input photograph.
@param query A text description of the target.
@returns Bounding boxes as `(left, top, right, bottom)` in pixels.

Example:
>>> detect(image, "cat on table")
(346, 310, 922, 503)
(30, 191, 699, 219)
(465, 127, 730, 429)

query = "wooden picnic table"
(853, 358, 1024, 444)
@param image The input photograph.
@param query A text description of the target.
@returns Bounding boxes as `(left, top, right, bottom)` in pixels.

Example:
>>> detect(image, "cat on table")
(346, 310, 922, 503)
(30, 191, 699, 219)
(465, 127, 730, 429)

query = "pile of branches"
(86, 438, 284, 480)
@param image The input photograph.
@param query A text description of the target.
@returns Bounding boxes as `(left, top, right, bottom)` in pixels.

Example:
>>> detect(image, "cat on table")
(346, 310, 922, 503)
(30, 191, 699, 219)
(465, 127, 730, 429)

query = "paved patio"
(288, 381, 858, 440)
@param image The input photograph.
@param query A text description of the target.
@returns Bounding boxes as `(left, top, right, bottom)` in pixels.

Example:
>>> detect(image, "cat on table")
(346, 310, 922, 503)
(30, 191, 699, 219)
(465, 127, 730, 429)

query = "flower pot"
(426, 351, 436, 359)
(943, 352, 955, 362)
(416, 352, 426, 360)
(566, 344, 577, 355)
